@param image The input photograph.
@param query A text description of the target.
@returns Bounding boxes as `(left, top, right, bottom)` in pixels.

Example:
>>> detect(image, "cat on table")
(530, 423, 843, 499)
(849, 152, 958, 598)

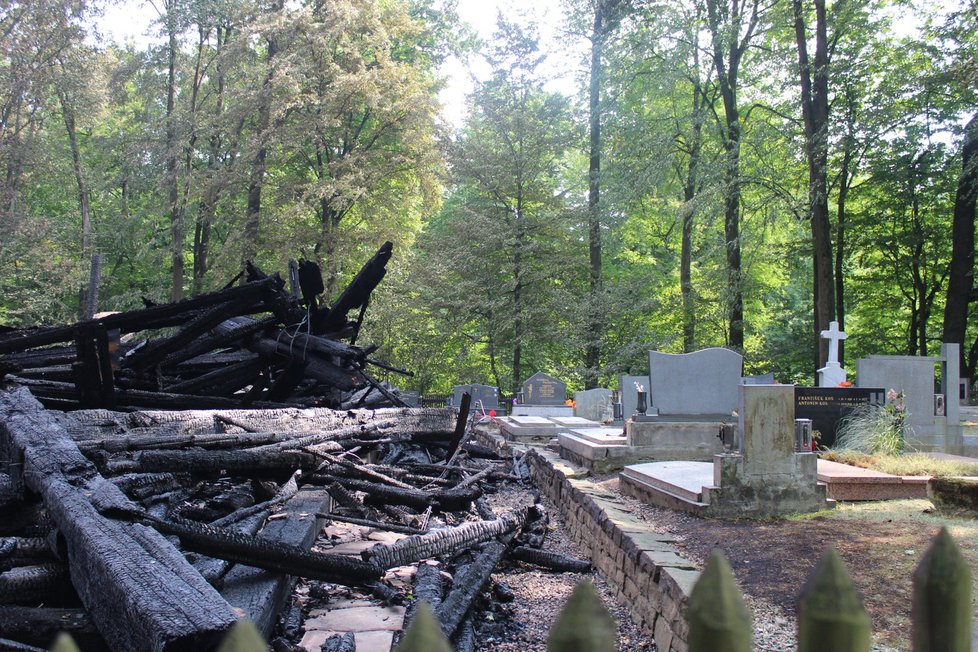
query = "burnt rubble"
(0, 247, 590, 651)
(0, 242, 405, 412)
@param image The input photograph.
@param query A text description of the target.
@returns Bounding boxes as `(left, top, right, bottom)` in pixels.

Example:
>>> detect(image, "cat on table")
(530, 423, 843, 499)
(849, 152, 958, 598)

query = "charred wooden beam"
(0, 607, 104, 651)
(164, 356, 265, 395)
(508, 546, 591, 573)
(321, 513, 424, 536)
(0, 388, 240, 651)
(104, 448, 318, 476)
(123, 298, 266, 371)
(311, 476, 480, 513)
(435, 540, 508, 638)
(361, 509, 527, 570)
(0, 277, 280, 354)
(0, 563, 69, 605)
(219, 488, 331, 638)
(13, 377, 293, 411)
(143, 512, 381, 586)
(314, 241, 393, 335)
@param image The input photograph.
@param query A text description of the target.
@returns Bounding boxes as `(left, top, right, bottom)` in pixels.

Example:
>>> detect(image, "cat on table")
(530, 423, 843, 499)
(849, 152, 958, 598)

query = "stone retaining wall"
(523, 447, 698, 652)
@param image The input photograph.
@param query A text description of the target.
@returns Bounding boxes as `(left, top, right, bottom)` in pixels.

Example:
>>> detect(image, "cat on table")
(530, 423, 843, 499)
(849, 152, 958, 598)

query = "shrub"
(833, 389, 907, 455)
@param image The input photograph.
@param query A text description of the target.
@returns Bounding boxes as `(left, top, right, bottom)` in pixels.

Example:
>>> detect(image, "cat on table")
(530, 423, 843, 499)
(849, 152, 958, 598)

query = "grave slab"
(550, 416, 600, 428)
(816, 459, 930, 501)
(511, 405, 574, 417)
(495, 416, 558, 440)
(621, 385, 834, 517)
(622, 462, 713, 502)
(566, 426, 626, 445)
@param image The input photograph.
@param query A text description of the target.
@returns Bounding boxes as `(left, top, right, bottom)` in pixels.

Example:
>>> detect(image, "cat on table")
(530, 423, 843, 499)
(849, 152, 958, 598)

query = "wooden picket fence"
(45, 527, 970, 652)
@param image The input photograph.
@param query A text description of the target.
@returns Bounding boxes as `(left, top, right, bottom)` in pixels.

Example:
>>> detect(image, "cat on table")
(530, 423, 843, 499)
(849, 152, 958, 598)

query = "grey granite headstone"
(741, 372, 775, 385)
(648, 348, 743, 415)
(574, 388, 612, 422)
(855, 356, 937, 427)
(618, 374, 651, 419)
(521, 372, 566, 405)
(450, 384, 499, 410)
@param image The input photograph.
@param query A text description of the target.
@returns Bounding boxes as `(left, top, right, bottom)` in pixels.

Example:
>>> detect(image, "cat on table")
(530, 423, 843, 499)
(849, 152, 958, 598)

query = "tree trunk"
(512, 210, 525, 396)
(943, 111, 978, 376)
(243, 9, 282, 265)
(681, 59, 705, 353)
(166, 0, 184, 302)
(794, 0, 835, 378)
(57, 91, 91, 255)
(706, 0, 759, 353)
(584, 5, 604, 389)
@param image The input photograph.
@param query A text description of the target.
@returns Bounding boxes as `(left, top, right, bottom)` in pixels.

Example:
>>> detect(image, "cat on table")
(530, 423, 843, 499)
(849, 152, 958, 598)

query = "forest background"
(1, 0, 976, 398)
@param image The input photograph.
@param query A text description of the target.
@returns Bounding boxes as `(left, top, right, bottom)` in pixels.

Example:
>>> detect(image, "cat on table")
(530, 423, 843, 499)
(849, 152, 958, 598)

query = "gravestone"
(648, 348, 743, 415)
(620, 384, 833, 517)
(741, 372, 775, 385)
(574, 388, 613, 422)
(855, 356, 936, 428)
(817, 321, 848, 387)
(521, 372, 566, 405)
(795, 386, 884, 448)
(449, 384, 499, 411)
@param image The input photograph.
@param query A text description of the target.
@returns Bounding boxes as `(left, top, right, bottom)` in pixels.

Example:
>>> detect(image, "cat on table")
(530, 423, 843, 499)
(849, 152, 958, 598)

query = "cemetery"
(0, 268, 978, 652)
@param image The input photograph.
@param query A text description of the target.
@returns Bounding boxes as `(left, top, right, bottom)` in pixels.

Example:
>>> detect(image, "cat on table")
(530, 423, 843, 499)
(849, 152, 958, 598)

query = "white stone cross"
(820, 321, 847, 365)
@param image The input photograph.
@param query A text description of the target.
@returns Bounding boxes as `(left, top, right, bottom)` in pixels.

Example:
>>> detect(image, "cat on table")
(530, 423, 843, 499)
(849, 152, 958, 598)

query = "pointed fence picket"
(46, 528, 970, 652)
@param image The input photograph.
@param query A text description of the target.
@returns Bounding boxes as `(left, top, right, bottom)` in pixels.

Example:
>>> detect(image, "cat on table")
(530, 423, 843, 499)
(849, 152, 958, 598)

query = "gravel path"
(475, 488, 655, 651)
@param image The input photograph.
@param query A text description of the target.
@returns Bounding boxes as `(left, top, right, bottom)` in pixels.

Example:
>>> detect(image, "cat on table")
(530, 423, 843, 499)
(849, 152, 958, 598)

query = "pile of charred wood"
(0, 243, 410, 412)
(0, 388, 589, 651)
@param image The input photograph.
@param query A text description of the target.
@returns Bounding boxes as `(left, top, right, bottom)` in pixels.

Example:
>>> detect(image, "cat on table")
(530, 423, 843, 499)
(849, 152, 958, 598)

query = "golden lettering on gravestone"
(541, 384, 555, 398)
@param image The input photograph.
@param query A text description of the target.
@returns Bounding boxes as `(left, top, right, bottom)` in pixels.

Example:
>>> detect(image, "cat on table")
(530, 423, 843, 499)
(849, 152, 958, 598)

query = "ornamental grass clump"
(834, 389, 907, 455)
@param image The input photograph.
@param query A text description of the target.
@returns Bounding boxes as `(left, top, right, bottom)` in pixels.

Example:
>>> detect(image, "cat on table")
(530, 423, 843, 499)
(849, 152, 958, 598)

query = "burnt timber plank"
(219, 489, 332, 638)
(0, 388, 239, 652)
(0, 277, 279, 354)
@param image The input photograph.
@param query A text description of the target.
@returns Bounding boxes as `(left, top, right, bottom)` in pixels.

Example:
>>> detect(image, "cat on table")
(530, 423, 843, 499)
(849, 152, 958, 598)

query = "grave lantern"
(718, 422, 739, 452)
(611, 390, 623, 420)
(795, 418, 813, 452)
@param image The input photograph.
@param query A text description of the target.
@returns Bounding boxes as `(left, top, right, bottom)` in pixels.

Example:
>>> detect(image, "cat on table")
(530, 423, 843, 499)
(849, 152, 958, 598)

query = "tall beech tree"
(704, 0, 770, 351)
(793, 0, 834, 375)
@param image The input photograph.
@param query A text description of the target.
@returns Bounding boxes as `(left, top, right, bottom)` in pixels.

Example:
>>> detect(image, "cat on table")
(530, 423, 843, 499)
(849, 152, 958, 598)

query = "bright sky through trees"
(98, 0, 583, 127)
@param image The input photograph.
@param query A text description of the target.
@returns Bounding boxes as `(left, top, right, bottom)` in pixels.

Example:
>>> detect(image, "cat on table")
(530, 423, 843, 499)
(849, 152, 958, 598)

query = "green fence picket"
(797, 546, 871, 652)
(396, 602, 453, 652)
(687, 551, 752, 652)
(214, 620, 267, 652)
(546, 579, 617, 652)
(912, 526, 972, 652)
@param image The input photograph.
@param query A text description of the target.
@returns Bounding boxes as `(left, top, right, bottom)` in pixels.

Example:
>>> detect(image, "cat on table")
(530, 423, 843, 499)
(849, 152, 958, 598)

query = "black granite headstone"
(794, 386, 884, 448)
(521, 372, 567, 405)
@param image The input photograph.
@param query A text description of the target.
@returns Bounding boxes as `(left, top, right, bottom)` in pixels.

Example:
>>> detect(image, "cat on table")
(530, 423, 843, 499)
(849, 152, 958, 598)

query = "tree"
(442, 16, 579, 394)
(269, 0, 443, 296)
(792, 0, 835, 374)
(940, 1, 978, 375)
(566, 0, 632, 387)
(703, 0, 771, 351)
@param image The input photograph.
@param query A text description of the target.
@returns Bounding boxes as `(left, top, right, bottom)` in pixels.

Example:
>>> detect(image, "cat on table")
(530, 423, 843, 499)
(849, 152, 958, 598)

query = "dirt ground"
(593, 476, 978, 651)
